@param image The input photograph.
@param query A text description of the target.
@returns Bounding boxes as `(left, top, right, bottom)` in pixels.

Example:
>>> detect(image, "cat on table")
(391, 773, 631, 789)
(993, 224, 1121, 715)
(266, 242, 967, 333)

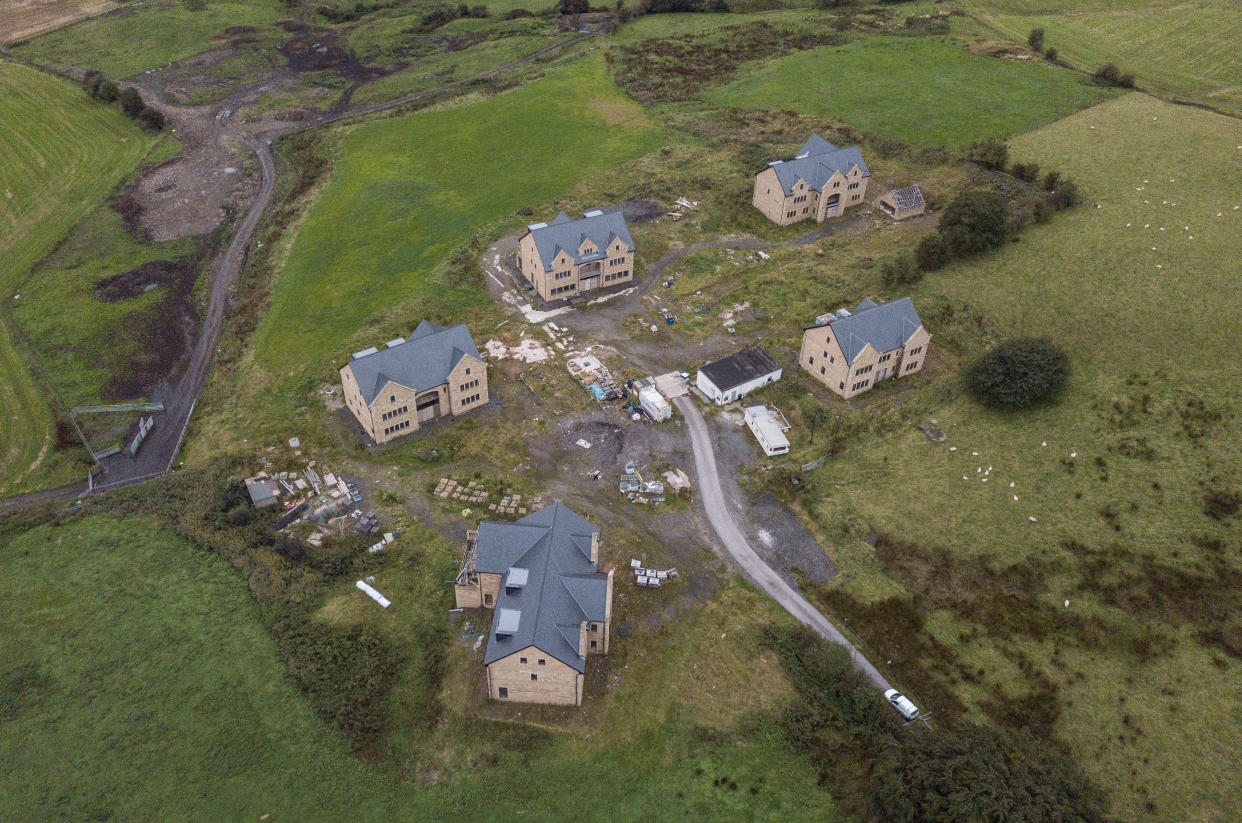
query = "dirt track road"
(673, 394, 894, 692)
(0, 27, 605, 514)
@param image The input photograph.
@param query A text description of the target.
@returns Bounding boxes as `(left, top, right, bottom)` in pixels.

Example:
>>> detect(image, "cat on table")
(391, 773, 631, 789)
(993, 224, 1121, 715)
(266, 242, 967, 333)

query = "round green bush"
(966, 337, 1070, 408)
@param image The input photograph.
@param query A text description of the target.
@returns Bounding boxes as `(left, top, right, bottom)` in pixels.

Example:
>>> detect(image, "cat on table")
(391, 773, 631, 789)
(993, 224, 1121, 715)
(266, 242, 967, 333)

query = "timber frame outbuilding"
(752, 134, 870, 226)
(339, 320, 488, 444)
(877, 185, 926, 220)
(455, 503, 614, 706)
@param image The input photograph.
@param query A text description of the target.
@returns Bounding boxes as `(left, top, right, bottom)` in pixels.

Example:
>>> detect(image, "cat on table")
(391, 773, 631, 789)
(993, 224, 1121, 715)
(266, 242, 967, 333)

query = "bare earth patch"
(0, 0, 115, 46)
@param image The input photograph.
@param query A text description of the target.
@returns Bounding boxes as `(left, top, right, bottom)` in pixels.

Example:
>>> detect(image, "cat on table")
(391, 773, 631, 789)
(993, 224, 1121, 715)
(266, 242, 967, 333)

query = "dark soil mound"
(95, 260, 182, 302)
(276, 26, 397, 81)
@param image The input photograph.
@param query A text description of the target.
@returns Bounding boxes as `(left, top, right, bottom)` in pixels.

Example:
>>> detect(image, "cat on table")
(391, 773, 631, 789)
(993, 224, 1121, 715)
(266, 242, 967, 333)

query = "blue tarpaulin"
(589, 383, 606, 400)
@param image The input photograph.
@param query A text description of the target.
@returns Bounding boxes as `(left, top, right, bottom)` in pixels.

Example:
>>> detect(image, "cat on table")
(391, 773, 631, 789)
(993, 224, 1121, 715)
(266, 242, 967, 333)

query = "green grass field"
(800, 93, 1242, 823)
(0, 512, 845, 822)
(15, 0, 288, 77)
(704, 35, 1112, 150)
(0, 60, 160, 496)
(961, 0, 1242, 114)
(10, 204, 200, 409)
(236, 57, 659, 436)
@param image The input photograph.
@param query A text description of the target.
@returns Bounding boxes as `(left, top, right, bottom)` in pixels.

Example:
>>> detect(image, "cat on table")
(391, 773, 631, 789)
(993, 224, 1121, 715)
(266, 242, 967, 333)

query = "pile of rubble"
(567, 351, 623, 402)
(630, 558, 679, 587)
(620, 462, 665, 504)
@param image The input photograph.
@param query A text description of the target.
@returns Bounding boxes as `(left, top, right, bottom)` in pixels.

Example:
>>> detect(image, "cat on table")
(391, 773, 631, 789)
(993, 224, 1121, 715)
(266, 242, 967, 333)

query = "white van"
(884, 689, 919, 722)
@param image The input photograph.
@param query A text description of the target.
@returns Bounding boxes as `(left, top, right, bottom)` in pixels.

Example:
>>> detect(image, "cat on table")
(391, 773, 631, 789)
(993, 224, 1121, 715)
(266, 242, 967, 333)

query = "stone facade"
(752, 163, 869, 226)
(516, 211, 636, 302)
(799, 302, 931, 400)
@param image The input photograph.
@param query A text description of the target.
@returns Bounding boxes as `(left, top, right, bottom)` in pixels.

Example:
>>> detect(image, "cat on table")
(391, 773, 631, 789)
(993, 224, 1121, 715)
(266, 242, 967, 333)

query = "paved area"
(673, 394, 893, 692)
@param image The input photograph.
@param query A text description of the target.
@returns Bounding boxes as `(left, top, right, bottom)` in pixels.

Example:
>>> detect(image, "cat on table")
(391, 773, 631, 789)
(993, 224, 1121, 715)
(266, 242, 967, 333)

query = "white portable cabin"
(638, 387, 672, 421)
(743, 405, 791, 456)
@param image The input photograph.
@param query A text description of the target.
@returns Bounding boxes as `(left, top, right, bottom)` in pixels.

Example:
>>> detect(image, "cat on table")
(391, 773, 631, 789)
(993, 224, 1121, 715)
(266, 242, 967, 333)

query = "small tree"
(1041, 170, 1060, 192)
(966, 337, 1070, 408)
(1048, 178, 1081, 210)
(1044, 46, 1058, 62)
(1093, 62, 1135, 88)
(939, 190, 1010, 256)
(119, 87, 145, 118)
(802, 400, 831, 446)
(880, 252, 921, 287)
(915, 234, 948, 271)
(138, 106, 167, 130)
(1010, 162, 1040, 184)
(967, 138, 1008, 171)
(557, 0, 589, 13)
(98, 80, 120, 102)
(1026, 28, 1044, 52)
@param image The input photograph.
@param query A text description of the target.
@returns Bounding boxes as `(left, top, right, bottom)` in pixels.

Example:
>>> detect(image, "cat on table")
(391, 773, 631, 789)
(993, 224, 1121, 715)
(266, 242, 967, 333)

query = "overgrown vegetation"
(82, 70, 166, 129)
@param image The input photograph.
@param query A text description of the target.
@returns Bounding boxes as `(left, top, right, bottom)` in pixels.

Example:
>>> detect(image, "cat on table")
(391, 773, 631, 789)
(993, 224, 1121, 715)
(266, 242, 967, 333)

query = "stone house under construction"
(454, 502, 614, 706)
(798, 298, 930, 399)
(516, 210, 635, 302)
(339, 320, 488, 444)
(752, 134, 870, 226)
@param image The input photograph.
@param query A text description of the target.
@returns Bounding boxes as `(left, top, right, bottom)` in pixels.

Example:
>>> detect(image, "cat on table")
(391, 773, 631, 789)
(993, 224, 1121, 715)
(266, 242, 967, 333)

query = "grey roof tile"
(344, 320, 482, 405)
(812, 298, 925, 365)
(767, 133, 870, 196)
(525, 210, 635, 272)
(480, 503, 609, 672)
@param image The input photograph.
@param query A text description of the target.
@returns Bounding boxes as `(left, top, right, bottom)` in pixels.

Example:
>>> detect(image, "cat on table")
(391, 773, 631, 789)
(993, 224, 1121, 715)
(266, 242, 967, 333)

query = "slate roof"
(344, 320, 481, 405)
(810, 298, 925, 366)
(887, 185, 925, 211)
(699, 345, 781, 393)
(478, 503, 609, 672)
(765, 134, 870, 196)
(525, 210, 635, 272)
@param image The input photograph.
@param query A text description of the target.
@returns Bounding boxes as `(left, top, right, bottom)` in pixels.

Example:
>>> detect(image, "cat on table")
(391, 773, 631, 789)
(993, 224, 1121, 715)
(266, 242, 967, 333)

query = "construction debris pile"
(620, 462, 665, 504)
(630, 558, 679, 587)
(567, 351, 624, 402)
(246, 441, 385, 550)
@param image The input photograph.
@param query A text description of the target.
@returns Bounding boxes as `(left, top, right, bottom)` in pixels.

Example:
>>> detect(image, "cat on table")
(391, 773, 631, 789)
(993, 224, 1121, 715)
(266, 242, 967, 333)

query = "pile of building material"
(488, 494, 528, 516)
(353, 512, 381, 535)
(435, 477, 489, 504)
(567, 352, 623, 402)
(367, 533, 396, 555)
(630, 557, 679, 587)
(355, 579, 391, 608)
(667, 196, 698, 221)
(619, 462, 665, 504)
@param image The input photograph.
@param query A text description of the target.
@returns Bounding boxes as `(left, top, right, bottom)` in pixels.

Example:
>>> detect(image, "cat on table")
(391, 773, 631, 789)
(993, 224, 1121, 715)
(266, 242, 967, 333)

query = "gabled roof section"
(524, 210, 635, 272)
(699, 345, 781, 393)
(766, 133, 870, 196)
(481, 503, 608, 672)
(344, 320, 482, 405)
(889, 185, 925, 211)
(813, 298, 925, 366)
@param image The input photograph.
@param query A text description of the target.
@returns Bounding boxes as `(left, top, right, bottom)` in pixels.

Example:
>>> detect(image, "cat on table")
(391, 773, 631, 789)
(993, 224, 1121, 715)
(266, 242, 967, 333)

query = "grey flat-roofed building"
(696, 345, 782, 405)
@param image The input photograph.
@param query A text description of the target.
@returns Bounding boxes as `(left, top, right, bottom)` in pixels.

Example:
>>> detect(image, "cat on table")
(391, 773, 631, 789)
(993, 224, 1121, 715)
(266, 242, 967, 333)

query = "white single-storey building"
(743, 405, 790, 456)
(696, 346, 782, 405)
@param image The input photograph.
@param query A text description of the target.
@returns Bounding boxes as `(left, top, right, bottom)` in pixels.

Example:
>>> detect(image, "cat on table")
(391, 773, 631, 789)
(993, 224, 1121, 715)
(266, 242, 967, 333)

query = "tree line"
(82, 70, 166, 130)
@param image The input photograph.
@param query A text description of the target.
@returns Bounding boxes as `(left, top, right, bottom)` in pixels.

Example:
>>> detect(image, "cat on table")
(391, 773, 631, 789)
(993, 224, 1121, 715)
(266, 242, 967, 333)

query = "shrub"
(1048, 178, 1081, 210)
(138, 106, 166, 130)
(502, 6, 533, 17)
(1045, 46, 1058, 62)
(1041, 170, 1060, 192)
(966, 337, 1071, 408)
(881, 252, 921, 287)
(915, 234, 948, 271)
(1010, 162, 1040, 184)
(98, 80, 120, 102)
(873, 721, 1107, 823)
(967, 138, 1008, 171)
(556, 0, 589, 12)
(1093, 62, 1136, 88)
(119, 87, 145, 118)
(940, 190, 1010, 256)
(1026, 27, 1044, 52)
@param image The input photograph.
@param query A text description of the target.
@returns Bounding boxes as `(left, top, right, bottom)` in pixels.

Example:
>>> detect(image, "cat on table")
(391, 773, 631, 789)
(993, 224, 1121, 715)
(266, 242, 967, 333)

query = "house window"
(909, 346, 922, 356)
(538, 659, 546, 666)
(820, 366, 826, 375)
(520, 657, 527, 664)
(465, 367, 471, 375)
(590, 623, 598, 631)
(484, 594, 493, 605)
(829, 355, 834, 364)
(530, 673, 538, 681)
(848, 182, 860, 190)
(879, 353, 892, 363)
(498, 687, 508, 699)
(856, 364, 873, 376)
(838, 382, 845, 390)
(833, 180, 840, 189)
(906, 361, 919, 371)
(590, 640, 598, 650)
(390, 395, 395, 403)
(851, 380, 870, 392)
(808, 356, 814, 365)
